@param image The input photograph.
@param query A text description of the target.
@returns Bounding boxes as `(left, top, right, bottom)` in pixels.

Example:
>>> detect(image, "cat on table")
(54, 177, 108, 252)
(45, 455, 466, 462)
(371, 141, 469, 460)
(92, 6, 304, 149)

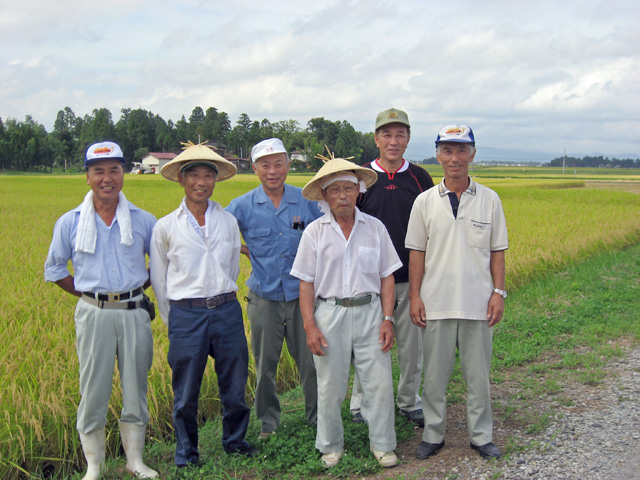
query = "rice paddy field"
(1, 167, 639, 479)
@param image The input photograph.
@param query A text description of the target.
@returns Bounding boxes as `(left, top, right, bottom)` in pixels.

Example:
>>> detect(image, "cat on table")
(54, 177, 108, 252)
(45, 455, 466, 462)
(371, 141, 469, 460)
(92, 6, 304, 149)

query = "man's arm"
(149, 227, 171, 326)
(299, 280, 328, 356)
(408, 249, 427, 328)
(487, 249, 506, 327)
(378, 274, 395, 352)
(55, 275, 82, 297)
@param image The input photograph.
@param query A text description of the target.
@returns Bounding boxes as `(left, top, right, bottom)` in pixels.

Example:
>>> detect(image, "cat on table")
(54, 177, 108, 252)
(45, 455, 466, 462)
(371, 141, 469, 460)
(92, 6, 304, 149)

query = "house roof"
(145, 152, 177, 160)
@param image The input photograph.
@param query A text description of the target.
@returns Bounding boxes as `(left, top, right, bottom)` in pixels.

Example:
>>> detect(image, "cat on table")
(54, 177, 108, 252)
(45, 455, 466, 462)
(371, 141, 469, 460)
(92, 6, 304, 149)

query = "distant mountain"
(403, 142, 639, 164)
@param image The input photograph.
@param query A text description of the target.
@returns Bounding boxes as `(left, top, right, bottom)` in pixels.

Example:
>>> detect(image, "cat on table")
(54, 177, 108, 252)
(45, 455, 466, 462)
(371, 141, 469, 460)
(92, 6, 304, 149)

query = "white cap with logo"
(251, 138, 288, 163)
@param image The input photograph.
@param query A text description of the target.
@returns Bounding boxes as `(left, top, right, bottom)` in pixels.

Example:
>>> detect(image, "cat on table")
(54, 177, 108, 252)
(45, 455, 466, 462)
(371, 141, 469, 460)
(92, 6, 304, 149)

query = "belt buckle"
(108, 293, 120, 302)
(206, 296, 220, 309)
(341, 298, 353, 307)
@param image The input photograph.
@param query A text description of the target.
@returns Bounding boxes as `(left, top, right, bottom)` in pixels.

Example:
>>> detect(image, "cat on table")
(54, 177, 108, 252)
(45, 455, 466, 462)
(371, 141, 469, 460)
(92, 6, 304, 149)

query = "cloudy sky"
(1, 0, 638, 161)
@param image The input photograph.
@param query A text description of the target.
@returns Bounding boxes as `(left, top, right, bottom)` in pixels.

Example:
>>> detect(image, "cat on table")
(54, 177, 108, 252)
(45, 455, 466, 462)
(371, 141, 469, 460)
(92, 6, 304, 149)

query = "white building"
(141, 152, 177, 174)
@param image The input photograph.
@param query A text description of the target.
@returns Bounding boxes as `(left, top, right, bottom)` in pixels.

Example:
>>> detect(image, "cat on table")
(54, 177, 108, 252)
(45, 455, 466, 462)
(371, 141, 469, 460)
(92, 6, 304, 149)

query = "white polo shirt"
(291, 208, 401, 299)
(405, 178, 508, 320)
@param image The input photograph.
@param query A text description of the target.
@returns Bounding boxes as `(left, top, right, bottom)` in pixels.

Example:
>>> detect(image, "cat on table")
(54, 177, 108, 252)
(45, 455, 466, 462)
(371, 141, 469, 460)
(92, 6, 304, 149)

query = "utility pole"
(563, 147, 566, 174)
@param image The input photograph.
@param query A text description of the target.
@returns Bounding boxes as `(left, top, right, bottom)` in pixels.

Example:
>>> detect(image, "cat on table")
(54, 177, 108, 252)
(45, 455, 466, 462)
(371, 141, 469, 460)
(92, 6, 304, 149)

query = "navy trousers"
(168, 299, 251, 466)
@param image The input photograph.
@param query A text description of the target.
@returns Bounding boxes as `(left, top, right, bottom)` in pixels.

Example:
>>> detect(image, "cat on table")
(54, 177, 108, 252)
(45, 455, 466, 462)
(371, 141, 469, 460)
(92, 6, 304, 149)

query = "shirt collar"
(371, 158, 409, 174)
(438, 177, 476, 197)
(256, 183, 298, 205)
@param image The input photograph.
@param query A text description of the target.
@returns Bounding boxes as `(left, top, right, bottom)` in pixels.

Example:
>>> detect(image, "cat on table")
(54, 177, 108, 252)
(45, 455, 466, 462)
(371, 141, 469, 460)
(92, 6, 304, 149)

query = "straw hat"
(160, 141, 237, 182)
(302, 148, 377, 201)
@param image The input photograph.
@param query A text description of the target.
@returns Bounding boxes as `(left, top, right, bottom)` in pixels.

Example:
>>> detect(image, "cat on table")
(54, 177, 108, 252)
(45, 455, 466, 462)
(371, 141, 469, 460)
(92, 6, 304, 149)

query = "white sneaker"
(371, 449, 398, 468)
(321, 450, 343, 468)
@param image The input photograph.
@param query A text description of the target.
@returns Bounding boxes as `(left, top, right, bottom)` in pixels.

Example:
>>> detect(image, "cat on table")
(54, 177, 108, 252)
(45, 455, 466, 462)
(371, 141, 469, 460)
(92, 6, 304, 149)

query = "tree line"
(0, 106, 379, 173)
(548, 155, 640, 169)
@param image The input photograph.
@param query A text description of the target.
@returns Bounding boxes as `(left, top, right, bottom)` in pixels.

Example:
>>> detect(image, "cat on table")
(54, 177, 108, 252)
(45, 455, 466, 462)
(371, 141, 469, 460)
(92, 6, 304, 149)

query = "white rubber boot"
(119, 422, 158, 478)
(79, 429, 105, 480)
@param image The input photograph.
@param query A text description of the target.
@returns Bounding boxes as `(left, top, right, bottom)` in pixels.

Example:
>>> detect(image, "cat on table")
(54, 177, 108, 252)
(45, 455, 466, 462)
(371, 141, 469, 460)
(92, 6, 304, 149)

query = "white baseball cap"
(85, 141, 126, 168)
(435, 125, 475, 146)
(251, 138, 288, 163)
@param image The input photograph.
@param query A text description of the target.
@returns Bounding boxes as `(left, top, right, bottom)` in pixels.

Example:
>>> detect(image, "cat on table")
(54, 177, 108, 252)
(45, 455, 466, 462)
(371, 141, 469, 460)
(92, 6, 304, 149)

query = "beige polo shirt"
(405, 178, 508, 320)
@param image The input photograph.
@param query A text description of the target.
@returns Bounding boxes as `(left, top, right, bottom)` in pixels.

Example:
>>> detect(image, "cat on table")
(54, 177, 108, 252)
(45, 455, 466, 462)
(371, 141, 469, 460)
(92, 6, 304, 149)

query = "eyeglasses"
(324, 184, 358, 196)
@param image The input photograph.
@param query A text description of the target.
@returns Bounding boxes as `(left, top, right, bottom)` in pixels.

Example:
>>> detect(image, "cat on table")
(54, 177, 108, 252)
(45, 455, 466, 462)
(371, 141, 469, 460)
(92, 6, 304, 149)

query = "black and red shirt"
(357, 159, 434, 283)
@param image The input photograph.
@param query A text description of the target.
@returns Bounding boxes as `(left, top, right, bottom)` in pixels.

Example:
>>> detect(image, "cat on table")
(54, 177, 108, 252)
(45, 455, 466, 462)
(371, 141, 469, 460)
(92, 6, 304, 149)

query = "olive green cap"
(375, 108, 410, 131)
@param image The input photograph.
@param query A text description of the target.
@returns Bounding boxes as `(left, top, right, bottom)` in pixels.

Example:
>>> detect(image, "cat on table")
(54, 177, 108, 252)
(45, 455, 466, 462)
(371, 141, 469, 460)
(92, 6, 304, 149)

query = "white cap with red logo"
(251, 138, 288, 163)
(85, 141, 125, 168)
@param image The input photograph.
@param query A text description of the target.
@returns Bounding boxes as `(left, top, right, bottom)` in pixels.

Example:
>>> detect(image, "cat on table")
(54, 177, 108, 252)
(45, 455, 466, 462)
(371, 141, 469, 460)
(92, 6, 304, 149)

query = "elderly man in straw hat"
(290, 152, 401, 468)
(44, 141, 158, 479)
(226, 138, 320, 439)
(149, 142, 256, 467)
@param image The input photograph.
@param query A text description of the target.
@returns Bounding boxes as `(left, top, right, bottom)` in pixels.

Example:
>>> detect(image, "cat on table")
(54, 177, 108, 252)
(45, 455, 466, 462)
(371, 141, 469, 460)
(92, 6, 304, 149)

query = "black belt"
(171, 292, 237, 309)
(318, 294, 372, 307)
(82, 286, 144, 302)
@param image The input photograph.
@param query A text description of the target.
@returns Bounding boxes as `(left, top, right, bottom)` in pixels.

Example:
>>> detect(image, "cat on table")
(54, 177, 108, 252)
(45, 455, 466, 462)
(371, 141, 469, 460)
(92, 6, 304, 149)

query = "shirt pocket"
(357, 246, 380, 275)
(468, 220, 491, 249)
(245, 227, 271, 257)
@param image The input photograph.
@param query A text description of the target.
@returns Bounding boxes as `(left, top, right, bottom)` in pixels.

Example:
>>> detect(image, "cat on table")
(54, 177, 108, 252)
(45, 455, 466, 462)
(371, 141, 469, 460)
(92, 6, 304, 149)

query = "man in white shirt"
(406, 125, 508, 460)
(291, 154, 401, 469)
(150, 142, 255, 467)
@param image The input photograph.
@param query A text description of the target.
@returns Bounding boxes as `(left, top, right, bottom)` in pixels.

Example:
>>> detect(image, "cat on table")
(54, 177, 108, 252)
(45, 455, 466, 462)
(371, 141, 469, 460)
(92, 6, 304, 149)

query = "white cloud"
(0, 0, 639, 156)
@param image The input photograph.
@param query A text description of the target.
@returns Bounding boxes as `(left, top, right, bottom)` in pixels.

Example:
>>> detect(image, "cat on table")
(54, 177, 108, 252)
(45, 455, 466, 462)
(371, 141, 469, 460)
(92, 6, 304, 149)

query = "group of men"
(44, 107, 508, 478)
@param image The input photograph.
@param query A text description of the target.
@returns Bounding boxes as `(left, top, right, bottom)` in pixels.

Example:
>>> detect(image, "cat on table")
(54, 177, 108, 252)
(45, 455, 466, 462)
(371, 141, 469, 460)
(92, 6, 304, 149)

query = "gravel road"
(366, 345, 640, 480)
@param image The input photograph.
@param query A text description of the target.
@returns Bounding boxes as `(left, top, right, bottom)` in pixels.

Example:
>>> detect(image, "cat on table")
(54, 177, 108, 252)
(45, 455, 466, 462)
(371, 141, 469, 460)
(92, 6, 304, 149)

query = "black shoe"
(470, 442, 501, 459)
(416, 440, 444, 459)
(400, 409, 425, 428)
(352, 412, 365, 424)
(227, 445, 259, 457)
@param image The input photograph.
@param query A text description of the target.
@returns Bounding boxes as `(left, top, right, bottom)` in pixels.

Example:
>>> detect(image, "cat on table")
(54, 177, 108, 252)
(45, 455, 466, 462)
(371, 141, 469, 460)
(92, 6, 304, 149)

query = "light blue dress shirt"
(226, 184, 321, 302)
(44, 202, 156, 293)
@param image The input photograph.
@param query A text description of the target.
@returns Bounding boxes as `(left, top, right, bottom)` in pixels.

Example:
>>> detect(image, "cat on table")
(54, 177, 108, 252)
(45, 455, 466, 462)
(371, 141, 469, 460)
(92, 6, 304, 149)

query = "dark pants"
(168, 299, 251, 466)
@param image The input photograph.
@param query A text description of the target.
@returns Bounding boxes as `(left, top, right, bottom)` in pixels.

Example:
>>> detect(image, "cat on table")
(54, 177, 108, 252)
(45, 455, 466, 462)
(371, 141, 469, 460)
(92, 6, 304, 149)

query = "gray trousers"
(350, 282, 423, 412)
(74, 294, 154, 434)
(314, 298, 396, 453)
(422, 319, 493, 446)
(246, 290, 317, 433)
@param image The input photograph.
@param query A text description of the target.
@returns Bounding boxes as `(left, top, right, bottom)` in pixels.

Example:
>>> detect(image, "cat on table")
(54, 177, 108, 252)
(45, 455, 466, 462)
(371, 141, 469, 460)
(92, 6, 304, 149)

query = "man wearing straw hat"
(149, 142, 255, 467)
(290, 152, 401, 469)
(44, 141, 158, 479)
(350, 107, 434, 428)
(406, 125, 508, 460)
(226, 138, 320, 439)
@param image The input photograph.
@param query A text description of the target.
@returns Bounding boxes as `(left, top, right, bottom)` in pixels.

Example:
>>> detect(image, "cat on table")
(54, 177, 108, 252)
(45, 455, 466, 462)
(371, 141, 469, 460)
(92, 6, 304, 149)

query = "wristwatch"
(383, 315, 395, 324)
(493, 288, 508, 299)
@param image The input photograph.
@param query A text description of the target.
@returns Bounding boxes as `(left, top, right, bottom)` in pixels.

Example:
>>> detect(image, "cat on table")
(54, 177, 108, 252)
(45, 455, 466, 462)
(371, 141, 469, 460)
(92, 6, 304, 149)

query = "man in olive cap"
(350, 107, 434, 428)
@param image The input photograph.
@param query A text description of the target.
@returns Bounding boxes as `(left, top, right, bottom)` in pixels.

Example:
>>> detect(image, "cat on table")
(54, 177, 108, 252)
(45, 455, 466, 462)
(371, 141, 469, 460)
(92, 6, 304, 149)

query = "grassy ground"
(49, 243, 640, 479)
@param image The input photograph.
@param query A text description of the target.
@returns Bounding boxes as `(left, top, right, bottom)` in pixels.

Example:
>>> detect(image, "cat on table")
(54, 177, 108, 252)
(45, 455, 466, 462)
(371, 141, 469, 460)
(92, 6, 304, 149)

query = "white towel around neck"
(74, 191, 134, 254)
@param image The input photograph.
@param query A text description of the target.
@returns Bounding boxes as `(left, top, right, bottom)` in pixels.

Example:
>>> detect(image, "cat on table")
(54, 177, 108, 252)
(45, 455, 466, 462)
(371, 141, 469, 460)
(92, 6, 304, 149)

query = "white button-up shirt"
(290, 208, 401, 299)
(150, 198, 240, 324)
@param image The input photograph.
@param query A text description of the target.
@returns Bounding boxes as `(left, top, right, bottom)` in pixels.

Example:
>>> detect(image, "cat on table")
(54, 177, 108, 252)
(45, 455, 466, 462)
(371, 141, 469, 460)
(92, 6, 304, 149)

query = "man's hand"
(305, 321, 328, 356)
(487, 293, 505, 327)
(410, 296, 426, 328)
(379, 320, 395, 352)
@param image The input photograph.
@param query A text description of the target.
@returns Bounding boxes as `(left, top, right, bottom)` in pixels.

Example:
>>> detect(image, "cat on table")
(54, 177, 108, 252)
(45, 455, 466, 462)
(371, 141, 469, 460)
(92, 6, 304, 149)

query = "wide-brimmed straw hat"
(302, 148, 377, 201)
(161, 141, 237, 182)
